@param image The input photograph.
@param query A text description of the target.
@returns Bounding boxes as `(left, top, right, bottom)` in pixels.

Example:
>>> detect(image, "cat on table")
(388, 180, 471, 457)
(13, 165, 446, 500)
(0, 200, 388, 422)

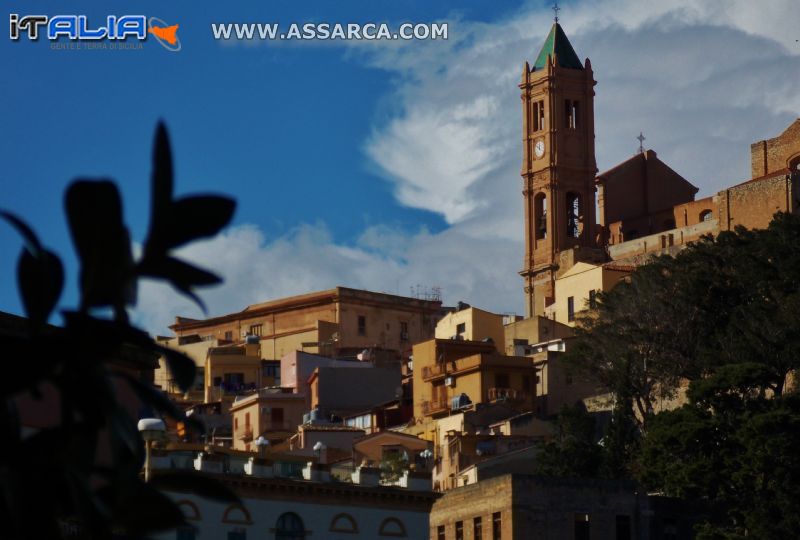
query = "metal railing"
(487, 387, 527, 402)
(422, 397, 448, 415)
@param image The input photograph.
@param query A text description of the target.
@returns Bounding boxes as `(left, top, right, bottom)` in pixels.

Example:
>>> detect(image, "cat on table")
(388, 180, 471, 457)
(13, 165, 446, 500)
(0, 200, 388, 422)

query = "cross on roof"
(637, 132, 646, 154)
(552, 2, 561, 23)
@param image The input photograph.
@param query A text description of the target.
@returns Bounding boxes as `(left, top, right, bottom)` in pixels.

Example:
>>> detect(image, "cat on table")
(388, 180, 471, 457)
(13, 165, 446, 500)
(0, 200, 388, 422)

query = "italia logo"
(9, 14, 181, 51)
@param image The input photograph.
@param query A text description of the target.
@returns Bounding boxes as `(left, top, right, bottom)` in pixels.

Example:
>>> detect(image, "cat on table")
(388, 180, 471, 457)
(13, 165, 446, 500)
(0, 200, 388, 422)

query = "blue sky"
(2, 1, 799, 334)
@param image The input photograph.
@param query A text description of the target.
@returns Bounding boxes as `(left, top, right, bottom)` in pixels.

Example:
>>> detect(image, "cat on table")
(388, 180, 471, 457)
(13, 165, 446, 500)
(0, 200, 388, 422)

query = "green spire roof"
(533, 23, 584, 71)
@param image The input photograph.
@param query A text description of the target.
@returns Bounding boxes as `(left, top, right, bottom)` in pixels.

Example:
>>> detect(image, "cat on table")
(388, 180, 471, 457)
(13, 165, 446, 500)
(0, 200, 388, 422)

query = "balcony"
(422, 397, 448, 416)
(488, 387, 527, 403)
(237, 426, 254, 442)
(421, 363, 446, 381)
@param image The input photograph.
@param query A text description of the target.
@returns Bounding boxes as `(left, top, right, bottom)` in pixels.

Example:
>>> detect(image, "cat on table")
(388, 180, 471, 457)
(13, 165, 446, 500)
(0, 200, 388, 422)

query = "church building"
(519, 20, 800, 320)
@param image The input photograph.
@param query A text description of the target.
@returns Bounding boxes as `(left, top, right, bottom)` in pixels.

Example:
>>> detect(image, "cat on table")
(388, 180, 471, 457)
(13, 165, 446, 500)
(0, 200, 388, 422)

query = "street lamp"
(138, 418, 165, 482)
(312, 441, 326, 462)
(255, 435, 269, 457)
(420, 449, 433, 471)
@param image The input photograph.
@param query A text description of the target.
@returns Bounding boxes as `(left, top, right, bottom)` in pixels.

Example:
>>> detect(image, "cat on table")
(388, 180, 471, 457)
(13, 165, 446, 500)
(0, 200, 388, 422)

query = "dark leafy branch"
(0, 122, 238, 539)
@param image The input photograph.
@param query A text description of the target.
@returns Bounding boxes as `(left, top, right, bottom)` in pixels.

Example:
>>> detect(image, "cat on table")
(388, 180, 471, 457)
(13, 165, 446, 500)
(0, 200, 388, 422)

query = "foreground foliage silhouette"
(562, 212, 800, 536)
(1, 123, 239, 539)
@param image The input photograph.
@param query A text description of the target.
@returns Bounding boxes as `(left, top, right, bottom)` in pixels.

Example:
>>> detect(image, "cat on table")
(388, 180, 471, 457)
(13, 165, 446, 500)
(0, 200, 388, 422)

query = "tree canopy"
(562, 212, 800, 536)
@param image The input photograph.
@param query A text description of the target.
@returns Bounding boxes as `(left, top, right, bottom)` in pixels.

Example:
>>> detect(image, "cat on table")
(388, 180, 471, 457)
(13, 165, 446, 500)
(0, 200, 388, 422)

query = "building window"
(358, 315, 367, 336)
(378, 517, 407, 536)
(456, 322, 466, 336)
(223, 372, 245, 392)
(176, 500, 201, 522)
(615, 515, 631, 540)
(495, 373, 509, 389)
(271, 407, 284, 429)
(437, 525, 445, 540)
(565, 99, 580, 129)
(663, 518, 678, 540)
(455, 521, 463, 540)
(534, 193, 548, 240)
(473, 517, 482, 540)
(275, 512, 305, 540)
(194, 367, 204, 391)
(588, 290, 597, 309)
(533, 99, 545, 131)
(574, 514, 590, 540)
(492, 512, 502, 540)
(700, 210, 713, 222)
(249, 323, 263, 337)
(330, 513, 358, 533)
(224, 330, 233, 341)
(567, 296, 575, 322)
(400, 321, 409, 341)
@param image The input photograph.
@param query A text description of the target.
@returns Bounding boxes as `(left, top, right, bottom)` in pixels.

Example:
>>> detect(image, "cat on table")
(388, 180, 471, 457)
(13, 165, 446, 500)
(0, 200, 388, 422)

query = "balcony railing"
(422, 397, 448, 415)
(488, 387, 527, 403)
(236, 426, 254, 441)
(421, 363, 446, 381)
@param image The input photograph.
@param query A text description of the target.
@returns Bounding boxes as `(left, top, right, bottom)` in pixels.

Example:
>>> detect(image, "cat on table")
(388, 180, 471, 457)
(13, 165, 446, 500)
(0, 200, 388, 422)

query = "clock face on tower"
(534, 139, 545, 158)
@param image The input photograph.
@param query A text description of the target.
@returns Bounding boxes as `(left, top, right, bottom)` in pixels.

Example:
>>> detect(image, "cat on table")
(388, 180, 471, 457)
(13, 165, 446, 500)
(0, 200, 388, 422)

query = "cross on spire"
(637, 132, 646, 154)
(552, 2, 561, 23)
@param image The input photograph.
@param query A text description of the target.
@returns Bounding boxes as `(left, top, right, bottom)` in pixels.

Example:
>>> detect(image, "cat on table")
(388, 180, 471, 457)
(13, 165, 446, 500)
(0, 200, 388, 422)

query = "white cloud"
(134, 0, 800, 335)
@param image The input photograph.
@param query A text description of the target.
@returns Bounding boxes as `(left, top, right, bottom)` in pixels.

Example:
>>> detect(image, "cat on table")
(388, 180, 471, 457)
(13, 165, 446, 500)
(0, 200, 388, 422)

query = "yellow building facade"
(547, 262, 631, 326)
(435, 306, 506, 353)
(411, 339, 537, 440)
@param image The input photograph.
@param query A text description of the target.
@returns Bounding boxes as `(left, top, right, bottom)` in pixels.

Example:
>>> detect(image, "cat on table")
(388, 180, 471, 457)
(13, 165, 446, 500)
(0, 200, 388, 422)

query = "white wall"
(157, 490, 429, 540)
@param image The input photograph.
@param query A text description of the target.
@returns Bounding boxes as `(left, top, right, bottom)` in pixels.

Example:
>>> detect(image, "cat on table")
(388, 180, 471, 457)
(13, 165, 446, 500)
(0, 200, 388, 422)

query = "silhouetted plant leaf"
(1, 211, 64, 328)
(138, 256, 222, 312)
(0, 210, 42, 253)
(65, 180, 136, 313)
(101, 480, 187, 534)
(0, 334, 62, 395)
(150, 471, 241, 504)
(163, 195, 235, 249)
(155, 344, 198, 394)
(116, 371, 205, 435)
(17, 248, 64, 328)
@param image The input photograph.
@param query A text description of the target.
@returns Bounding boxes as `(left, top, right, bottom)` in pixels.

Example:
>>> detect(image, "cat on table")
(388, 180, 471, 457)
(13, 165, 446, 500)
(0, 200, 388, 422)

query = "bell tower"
(519, 21, 598, 318)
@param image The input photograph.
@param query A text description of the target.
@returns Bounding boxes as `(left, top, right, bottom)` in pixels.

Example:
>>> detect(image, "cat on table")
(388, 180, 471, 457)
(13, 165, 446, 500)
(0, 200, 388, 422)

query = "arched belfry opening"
(534, 193, 548, 241)
(566, 192, 583, 238)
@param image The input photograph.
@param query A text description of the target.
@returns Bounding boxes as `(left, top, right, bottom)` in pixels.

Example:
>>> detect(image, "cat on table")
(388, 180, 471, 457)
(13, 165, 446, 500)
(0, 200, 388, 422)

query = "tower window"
(700, 210, 713, 222)
(357, 315, 366, 336)
(533, 100, 545, 131)
(492, 512, 502, 539)
(534, 193, 547, 240)
(575, 514, 590, 540)
(566, 192, 582, 238)
(474, 517, 483, 540)
(565, 99, 580, 129)
(568, 297, 575, 322)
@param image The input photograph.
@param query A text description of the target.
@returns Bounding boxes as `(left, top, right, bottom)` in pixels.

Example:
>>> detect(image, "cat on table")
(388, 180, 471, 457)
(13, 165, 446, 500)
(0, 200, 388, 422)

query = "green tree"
(533, 404, 603, 478)
(566, 213, 800, 427)
(641, 364, 800, 538)
(0, 123, 238, 539)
